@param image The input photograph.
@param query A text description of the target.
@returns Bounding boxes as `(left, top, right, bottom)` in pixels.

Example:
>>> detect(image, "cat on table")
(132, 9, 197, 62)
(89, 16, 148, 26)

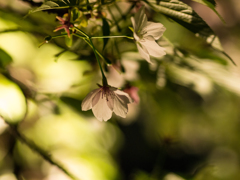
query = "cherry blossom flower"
(131, 6, 166, 63)
(81, 84, 133, 121)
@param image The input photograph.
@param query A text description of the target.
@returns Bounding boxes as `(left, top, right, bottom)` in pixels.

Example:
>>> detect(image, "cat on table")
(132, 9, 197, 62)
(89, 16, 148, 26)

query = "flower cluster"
(51, 6, 166, 121)
(80, 6, 166, 121)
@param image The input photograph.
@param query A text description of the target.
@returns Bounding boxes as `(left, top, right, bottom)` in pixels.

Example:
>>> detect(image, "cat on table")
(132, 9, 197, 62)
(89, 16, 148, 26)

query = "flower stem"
(73, 27, 89, 38)
(88, 37, 108, 86)
(73, 28, 108, 85)
(91, 35, 133, 39)
(73, 27, 132, 39)
(73, 34, 112, 65)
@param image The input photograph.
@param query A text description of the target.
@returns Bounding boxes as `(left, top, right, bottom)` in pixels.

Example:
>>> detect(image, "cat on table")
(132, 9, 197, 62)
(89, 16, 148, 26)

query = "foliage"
(0, 0, 240, 179)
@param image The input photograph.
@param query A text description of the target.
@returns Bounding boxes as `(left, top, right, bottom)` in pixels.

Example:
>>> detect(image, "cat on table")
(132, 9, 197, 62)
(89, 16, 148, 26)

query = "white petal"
(114, 90, 133, 104)
(113, 95, 128, 118)
(133, 32, 140, 42)
(143, 21, 166, 40)
(134, 6, 147, 33)
(140, 40, 166, 58)
(137, 43, 152, 63)
(92, 96, 112, 121)
(131, 17, 136, 30)
(81, 88, 101, 111)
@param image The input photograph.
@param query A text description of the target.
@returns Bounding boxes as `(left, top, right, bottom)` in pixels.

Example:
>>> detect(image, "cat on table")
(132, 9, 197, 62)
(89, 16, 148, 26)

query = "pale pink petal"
(53, 26, 65, 32)
(114, 90, 133, 103)
(113, 96, 128, 118)
(92, 96, 112, 121)
(113, 95, 128, 118)
(56, 16, 65, 22)
(92, 90, 101, 107)
(140, 40, 166, 58)
(81, 89, 101, 111)
(143, 22, 166, 40)
(137, 43, 152, 63)
(106, 94, 114, 111)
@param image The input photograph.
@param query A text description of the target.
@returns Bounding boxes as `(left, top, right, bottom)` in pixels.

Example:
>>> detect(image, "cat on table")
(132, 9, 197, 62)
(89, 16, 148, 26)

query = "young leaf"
(0, 75, 26, 124)
(71, 7, 80, 22)
(102, 18, 110, 50)
(190, 0, 225, 23)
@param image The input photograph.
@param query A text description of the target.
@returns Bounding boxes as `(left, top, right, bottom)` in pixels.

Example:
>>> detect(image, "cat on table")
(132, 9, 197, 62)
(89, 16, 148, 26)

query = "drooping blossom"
(81, 84, 133, 121)
(131, 6, 166, 63)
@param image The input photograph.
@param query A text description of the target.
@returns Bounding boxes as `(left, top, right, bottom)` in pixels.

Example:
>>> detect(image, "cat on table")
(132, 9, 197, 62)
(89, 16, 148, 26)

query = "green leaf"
(207, 36, 236, 65)
(147, 0, 235, 65)
(190, 0, 225, 23)
(191, 0, 216, 7)
(204, 0, 216, 6)
(146, 0, 214, 38)
(0, 75, 26, 124)
(0, 48, 13, 69)
(102, 18, 110, 50)
(71, 7, 80, 22)
(29, 0, 77, 14)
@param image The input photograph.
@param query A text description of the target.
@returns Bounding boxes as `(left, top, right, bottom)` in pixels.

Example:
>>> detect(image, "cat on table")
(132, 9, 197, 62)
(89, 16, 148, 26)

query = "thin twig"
(4, 120, 80, 180)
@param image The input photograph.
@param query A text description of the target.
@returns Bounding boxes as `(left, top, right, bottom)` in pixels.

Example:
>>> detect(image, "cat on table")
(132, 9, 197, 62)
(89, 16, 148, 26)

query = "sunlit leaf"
(167, 61, 213, 96)
(185, 57, 240, 95)
(0, 75, 26, 124)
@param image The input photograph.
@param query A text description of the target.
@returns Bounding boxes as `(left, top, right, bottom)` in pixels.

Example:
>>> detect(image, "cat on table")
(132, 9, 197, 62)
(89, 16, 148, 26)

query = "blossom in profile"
(131, 6, 166, 63)
(81, 84, 133, 121)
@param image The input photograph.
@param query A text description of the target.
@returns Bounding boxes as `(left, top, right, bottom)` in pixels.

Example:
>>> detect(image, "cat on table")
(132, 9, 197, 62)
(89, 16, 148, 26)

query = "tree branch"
(4, 120, 80, 180)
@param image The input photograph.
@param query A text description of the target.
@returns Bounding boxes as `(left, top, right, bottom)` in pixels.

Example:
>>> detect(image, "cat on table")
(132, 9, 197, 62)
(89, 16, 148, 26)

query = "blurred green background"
(1, 0, 240, 180)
